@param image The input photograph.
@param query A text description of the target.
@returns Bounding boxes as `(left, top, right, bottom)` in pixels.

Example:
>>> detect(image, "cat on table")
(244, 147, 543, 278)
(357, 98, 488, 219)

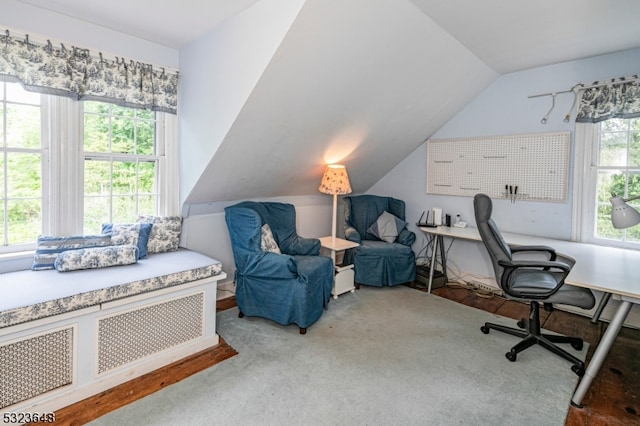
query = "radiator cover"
(1, 327, 74, 409)
(97, 292, 204, 374)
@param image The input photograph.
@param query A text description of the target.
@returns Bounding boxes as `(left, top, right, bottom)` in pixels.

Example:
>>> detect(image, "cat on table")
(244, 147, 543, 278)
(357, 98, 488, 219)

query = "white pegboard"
(426, 132, 570, 202)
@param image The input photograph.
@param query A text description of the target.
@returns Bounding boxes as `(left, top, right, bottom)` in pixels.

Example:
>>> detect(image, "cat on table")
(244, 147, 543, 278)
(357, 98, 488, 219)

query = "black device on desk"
(417, 210, 437, 228)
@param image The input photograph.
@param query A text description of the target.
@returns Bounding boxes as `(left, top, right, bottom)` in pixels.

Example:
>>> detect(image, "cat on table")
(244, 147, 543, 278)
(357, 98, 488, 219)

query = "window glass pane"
(631, 120, 640, 167)
(138, 161, 156, 192)
(84, 196, 111, 234)
(596, 204, 621, 239)
(84, 160, 111, 195)
(111, 117, 134, 154)
(137, 195, 157, 216)
(137, 120, 155, 155)
(112, 161, 136, 195)
(7, 153, 41, 197)
(111, 104, 133, 117)
(599, 131, 627, 167)
(112, 195, 136, 223)
(82, 101, 157, 230)
(7, 199, 41, 244)
(596, 170, 620, 202)
(6, 104, 40, 149)
(84, 114, 110, 152)
(84, 101, 109, 115)
(0, 82, 42, 247)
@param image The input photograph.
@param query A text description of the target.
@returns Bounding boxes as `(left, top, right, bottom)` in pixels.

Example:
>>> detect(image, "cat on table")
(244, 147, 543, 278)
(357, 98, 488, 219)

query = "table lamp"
(319, 164, 352, 242)
(610, 194, 640, 229)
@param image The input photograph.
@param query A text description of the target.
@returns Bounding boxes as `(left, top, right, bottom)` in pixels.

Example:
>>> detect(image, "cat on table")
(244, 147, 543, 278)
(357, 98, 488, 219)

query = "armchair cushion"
(367, 211, 406, 243)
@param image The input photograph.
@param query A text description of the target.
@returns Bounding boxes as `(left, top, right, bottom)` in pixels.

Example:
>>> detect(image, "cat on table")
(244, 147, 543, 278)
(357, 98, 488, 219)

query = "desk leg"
(427, 235, 439, 294)
(571, 300, 633, 407)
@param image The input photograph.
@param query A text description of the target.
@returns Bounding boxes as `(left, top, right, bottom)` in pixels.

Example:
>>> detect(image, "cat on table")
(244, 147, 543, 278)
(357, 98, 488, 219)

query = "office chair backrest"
(473, 194, 513, 287)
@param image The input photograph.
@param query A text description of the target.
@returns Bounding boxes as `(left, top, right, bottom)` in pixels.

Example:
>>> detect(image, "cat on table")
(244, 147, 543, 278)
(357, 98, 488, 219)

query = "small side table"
(319, 236, 360, 299)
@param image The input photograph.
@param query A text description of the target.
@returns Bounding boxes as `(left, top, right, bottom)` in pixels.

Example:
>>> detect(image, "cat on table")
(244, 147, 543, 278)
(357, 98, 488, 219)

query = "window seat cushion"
(0, 249, 222, 329)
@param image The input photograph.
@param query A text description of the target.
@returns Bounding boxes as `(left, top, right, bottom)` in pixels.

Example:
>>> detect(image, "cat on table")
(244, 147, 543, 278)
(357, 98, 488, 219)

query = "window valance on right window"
(576, 77, 640, 123)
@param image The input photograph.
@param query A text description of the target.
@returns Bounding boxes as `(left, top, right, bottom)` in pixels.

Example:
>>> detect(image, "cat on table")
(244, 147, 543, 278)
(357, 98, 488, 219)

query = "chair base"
(480, 302, 586, 376)
(238, 311, 306, 335)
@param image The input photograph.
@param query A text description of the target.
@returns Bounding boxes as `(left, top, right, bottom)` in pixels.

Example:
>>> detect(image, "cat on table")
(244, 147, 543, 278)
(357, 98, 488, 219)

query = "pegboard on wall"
(426, 132, 570, 202)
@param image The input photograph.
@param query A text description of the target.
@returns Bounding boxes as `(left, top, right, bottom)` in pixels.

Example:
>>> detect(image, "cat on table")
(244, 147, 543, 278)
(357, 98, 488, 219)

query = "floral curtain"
(0, 31, 178, 114)
(575, 78, 640, 123)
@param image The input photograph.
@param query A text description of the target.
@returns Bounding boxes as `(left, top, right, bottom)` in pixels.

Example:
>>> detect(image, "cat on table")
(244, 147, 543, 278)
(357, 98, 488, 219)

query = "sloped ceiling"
(11, 0, 640, 209)
(182, 0, 497, 205)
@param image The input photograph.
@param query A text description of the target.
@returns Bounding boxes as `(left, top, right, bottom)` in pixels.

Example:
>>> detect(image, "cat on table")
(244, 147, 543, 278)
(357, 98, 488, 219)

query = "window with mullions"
(83, 102, 159, 233)
(594, 118, 640, 244)
(0, 82, 42, 247)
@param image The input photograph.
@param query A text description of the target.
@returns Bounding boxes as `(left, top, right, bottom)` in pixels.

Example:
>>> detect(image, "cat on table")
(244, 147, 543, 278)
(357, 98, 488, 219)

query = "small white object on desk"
(319, 236, 360, 299)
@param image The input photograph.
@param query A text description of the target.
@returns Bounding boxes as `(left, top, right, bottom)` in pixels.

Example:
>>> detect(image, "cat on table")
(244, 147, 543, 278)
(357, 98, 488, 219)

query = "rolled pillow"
(54, 245, 139, 272)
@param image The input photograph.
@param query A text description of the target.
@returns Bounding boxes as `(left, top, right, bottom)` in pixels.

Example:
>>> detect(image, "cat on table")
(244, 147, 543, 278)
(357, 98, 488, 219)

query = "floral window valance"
(575, 77, 640, 123)
(0, 30, 178, 114)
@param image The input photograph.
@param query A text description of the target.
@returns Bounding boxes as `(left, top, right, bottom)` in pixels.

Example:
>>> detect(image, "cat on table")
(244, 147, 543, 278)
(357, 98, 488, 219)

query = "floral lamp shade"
(319, 165, 352, 195)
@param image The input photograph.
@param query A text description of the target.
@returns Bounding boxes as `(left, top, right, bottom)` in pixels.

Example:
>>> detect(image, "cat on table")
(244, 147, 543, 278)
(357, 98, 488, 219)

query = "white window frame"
(0, 91, 179, 256)
(573, 121, 640, 249)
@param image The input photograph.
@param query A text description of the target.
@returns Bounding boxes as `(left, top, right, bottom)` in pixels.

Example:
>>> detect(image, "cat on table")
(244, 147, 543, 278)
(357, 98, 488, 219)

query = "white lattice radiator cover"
(1, 327, 74, 409)
(97, 292, 205, 374)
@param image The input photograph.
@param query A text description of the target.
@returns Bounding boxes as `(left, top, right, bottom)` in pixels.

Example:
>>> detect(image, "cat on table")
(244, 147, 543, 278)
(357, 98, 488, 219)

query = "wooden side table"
(319, 236, 359, 299)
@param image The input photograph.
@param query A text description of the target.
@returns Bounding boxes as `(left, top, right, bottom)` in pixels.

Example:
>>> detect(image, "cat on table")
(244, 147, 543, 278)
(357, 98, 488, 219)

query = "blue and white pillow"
(367, 211, 407, 243)
(54, 245, 139, 272)
(136, 215, 182, 254)
(32, 234, 113, 270)
(101, 223, 152, 259)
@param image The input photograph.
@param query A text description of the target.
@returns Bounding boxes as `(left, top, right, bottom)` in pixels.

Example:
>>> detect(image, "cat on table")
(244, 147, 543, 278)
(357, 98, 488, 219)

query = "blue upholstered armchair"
(343, 195, 416, 287)
(224, 201, 334, 334)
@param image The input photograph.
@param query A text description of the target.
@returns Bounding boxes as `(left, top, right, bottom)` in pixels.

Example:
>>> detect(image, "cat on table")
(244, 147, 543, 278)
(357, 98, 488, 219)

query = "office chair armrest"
(499, 258, 571, 272)
(510, 245, 556, 260)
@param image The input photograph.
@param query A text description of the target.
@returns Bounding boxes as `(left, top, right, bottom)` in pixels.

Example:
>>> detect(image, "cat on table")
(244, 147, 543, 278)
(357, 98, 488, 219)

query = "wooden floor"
(430, 283, 640, 426)
(39, 285, 639, 425)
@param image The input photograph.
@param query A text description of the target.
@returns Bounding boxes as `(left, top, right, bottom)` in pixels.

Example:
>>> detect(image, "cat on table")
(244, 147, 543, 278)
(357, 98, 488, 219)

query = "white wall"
(2, 0, 178, 68)
(182, 195, 337, 295)
(370, 47, 640, 325)
(178, 0, 306, 209)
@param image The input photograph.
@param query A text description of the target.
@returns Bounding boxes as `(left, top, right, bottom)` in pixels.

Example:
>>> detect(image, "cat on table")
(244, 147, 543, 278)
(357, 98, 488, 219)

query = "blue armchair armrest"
(286, 236, 321, 256)
(242, 252, 299, 279)
(345, 226, 362, 244)
(397, 228, 416, 246)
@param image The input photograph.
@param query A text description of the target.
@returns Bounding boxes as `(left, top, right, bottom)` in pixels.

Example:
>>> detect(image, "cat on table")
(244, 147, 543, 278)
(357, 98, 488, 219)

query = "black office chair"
(473, 194, 595, 375)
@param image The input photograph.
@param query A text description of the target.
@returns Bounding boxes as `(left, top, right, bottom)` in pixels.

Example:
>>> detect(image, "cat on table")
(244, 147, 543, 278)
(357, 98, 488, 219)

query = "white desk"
(419, 225, 640, 407)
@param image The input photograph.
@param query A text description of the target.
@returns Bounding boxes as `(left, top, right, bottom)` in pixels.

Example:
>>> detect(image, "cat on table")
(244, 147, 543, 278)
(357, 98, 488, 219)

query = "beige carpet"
(90, 285, 585, 425)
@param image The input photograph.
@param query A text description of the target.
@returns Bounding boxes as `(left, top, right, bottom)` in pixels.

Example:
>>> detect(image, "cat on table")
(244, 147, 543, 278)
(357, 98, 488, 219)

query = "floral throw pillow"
(136, 215, 182, 254)
(260, 223, 281, 254)
(101, 223, 152, 259)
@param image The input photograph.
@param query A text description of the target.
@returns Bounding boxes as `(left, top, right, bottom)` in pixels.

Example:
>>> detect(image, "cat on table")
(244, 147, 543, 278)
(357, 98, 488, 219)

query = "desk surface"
(419, 226, 640, 301)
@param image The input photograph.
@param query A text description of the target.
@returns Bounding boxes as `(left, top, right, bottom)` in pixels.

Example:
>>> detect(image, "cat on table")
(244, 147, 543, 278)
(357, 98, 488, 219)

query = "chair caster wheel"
(571, 341, 584, 351)
(571, 364, 585, 376)
(517, 320, 525, 329)
(505, 350, 517, 362)
(238, 311, 244, 318)
(480, 325, 490, 334)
